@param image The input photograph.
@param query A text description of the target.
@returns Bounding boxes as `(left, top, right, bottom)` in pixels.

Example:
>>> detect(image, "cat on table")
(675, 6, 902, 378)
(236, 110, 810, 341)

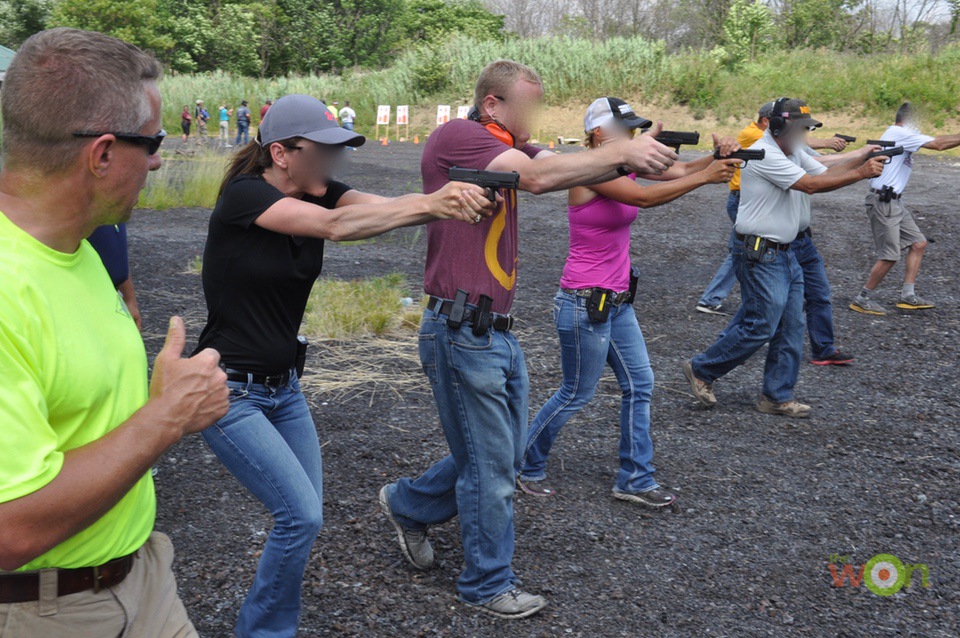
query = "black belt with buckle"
(560, 288, 632, 306)
(427, 296, 514, 332)
(0, 551, 138, 604)
(735, 233, 792, 252)
(225, 368, 293, 387)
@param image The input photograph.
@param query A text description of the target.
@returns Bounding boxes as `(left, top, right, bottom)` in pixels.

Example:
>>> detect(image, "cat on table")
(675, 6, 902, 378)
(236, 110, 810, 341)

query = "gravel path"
(134, 142, 959, 637)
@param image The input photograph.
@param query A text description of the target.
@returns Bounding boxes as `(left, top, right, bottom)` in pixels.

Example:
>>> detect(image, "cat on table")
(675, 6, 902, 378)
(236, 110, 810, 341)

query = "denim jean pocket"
(449, 327, 493, 351)
(418, 334, 439, 384)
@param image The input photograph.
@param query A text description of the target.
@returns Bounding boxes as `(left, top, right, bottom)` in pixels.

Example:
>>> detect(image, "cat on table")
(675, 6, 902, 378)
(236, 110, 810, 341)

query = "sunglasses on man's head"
(72, 129, 166, 156)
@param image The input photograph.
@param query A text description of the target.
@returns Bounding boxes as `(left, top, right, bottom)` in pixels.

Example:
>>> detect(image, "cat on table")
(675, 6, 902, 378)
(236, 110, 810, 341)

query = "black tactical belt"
(427, 296, 514, 332)
(561, 288, 633, 306)
(870, 187, 902, 200)
(735, 233, 792, 252)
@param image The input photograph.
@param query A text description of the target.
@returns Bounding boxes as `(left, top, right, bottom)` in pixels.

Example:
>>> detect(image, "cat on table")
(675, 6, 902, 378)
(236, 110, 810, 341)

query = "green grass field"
(156, 35, 960, 140)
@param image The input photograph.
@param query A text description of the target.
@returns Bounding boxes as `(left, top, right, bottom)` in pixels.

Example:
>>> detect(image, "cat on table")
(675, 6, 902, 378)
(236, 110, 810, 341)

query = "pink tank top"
(560, 180, 638, 292)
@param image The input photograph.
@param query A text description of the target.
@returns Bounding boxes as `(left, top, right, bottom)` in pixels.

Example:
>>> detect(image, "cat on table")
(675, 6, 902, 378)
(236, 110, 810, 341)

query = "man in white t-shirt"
(850, 102, 960, 315)
(339, 101, 356, 131)
(684, 99, 885, 418)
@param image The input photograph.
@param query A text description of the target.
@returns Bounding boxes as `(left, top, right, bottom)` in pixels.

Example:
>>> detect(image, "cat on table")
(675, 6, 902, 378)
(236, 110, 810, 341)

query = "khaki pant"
(866, 191, 925, 262)
(0, 532, 197, 638)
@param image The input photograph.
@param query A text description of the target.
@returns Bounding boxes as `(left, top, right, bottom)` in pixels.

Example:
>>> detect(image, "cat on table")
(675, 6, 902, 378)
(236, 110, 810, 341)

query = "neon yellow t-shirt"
(729, 122, 766, 192)
(328, 105, 339, 120)
(0, 210, 154, 571)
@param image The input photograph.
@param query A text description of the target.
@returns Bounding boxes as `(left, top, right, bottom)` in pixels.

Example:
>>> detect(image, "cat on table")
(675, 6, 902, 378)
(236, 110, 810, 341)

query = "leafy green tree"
(0, 0, 53, 47)
(400, 0, 504, 43)
(50, 0, 176, 55)
(713, 0, 776, 67)
(779, 0, 859, 50)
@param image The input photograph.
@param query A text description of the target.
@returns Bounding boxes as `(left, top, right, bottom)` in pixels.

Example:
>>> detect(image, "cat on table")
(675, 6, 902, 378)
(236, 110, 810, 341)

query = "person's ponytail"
(218, 134, 304, 199)
(218, 141, 271, 199)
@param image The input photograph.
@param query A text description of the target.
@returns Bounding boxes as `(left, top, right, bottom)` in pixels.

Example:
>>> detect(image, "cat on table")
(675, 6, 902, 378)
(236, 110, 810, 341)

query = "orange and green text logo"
(828, 553, 930, 596)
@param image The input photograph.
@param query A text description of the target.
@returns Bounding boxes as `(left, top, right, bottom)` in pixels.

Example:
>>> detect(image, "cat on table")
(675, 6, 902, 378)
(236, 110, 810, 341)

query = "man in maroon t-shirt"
(379, 60, 678, 619)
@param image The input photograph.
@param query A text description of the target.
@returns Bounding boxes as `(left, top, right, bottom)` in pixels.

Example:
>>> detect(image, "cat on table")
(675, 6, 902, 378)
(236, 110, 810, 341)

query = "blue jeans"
(201, 373, 323, 638)
(698, 191, 741, 307)
(692, 239, 805, 403)
(342, 122, 354, 131)
(386, 307, 529, 604)
(236, 122, 250, 145)
(520, 290, 658, 493)
(791, 232, 837, 359)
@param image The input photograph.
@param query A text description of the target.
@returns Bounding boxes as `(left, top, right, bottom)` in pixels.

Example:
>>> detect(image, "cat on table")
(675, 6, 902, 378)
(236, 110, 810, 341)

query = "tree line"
(1, 0, 958, 78)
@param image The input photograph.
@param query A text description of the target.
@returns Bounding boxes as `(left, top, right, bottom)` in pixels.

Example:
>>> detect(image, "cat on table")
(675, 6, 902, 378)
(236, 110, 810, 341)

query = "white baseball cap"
(584, 97, 652, 133)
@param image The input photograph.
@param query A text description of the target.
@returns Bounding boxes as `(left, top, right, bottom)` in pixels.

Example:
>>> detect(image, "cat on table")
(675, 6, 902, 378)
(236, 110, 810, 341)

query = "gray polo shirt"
(736, 130, 827, 244)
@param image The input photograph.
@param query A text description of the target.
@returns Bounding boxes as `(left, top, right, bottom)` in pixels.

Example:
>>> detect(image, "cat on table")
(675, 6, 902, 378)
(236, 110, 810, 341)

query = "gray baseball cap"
(258, 94, 365, 148)
(758, 101, 775, 119)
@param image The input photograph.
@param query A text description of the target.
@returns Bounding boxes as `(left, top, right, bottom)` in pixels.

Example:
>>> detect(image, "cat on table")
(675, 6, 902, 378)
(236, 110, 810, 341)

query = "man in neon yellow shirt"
(0, 28, 229, 636)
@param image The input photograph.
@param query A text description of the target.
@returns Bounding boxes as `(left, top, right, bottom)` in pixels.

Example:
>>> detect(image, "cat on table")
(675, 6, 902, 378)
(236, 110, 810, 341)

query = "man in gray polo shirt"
(684, 98, 886, 417)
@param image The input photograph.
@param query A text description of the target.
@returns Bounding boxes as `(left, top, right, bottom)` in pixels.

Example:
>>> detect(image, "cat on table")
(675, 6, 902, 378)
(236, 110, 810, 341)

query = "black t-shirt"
(194, 174, 352, 374)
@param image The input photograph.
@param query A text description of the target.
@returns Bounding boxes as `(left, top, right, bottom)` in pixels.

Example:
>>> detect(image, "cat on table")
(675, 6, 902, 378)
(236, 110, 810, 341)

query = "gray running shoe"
(896, 294, 935, 310)
(378, 485, 434, 570)
(849, 296, 887, 316)
(463, 589, 548, 619)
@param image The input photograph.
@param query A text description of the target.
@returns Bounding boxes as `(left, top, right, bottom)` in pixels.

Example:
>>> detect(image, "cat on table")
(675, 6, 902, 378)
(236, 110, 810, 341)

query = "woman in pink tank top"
(518, 97, 739, 508)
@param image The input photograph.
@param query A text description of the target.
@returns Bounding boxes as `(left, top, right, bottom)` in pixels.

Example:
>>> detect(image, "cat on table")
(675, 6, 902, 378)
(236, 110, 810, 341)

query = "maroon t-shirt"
(421, 119, 540, 314)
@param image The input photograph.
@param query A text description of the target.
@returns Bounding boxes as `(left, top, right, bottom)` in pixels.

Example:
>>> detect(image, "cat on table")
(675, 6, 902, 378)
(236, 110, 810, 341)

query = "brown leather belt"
(0, 551, 137, 604)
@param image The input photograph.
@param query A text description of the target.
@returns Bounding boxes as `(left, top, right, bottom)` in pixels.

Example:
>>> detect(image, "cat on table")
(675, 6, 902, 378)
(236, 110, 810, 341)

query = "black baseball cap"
(779, 98, 822, 131)
(258, 94, 365, 147)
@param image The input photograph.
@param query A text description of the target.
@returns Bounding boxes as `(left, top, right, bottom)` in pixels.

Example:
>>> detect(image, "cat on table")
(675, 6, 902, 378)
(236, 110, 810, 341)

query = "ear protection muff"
(467, 105, 518, 148)
(769, 97, 789, 138)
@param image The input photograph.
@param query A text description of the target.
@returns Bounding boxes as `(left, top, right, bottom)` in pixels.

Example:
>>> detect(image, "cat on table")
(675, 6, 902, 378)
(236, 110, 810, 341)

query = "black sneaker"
(810, 350, 854, 366)
(612, 487, 676, 509)
(695, 302, 730, 316)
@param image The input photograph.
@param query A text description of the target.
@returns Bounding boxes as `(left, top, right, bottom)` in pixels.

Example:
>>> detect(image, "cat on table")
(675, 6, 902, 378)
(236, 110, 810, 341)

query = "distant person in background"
(328, 101, 340, 121)
(87, 224, 142, 331)
(195, 99, 209, 137)
(339, 101, 356, 131)
(181, 104, 192, 141)
(236, 100, 252, 146)
(219, 103, 233, 146)
(849, 102, 960, 315)
(260, 99, 272, 123)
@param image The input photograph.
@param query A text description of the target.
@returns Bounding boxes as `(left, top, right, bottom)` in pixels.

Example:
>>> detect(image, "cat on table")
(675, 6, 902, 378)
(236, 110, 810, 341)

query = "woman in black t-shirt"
(195, 94, 493, 637)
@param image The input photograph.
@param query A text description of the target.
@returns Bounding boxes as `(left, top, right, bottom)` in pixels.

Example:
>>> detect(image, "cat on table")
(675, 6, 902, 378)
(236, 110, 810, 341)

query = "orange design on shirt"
(484, 190, 518, 291)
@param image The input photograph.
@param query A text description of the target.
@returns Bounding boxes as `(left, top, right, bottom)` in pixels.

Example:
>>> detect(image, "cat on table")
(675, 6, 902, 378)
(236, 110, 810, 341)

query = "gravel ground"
(134, 141, 959, 637)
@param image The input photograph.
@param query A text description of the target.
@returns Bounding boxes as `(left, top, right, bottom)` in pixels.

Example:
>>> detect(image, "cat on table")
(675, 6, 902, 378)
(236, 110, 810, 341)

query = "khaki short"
(0, 532, 197, 638)
(866, 191, 925, 262)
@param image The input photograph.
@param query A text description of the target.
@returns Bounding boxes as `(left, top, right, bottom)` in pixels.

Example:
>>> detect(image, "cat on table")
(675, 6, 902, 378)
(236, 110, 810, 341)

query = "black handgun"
(866, 139, 896, 148)
(654, 131, 700, 152)
(834, 134, 857, 142)
(714, 148, 765, 165)
(867, 146, 904, 164)
(449, 166, 520, 190)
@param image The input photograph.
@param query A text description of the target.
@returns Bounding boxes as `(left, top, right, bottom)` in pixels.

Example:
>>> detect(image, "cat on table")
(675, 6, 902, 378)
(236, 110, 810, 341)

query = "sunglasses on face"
(72, 129, 167, 155)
